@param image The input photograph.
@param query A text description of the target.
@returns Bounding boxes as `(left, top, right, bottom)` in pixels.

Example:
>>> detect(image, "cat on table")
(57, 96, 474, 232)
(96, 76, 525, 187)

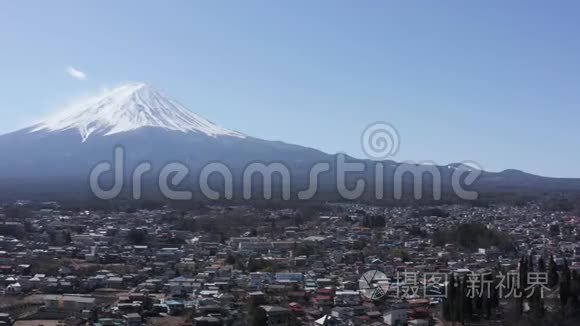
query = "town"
(0, 200, 579, 325)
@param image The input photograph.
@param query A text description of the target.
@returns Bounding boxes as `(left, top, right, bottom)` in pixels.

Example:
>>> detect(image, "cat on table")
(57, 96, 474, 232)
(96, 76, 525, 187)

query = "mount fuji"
(0, 83, 578, 201)
(0, 83, 331, 200)
(29, 83, 246, 142)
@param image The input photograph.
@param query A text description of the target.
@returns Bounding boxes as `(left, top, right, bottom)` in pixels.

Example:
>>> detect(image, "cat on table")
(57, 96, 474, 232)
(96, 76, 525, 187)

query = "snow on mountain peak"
(31, 83, 245, 141)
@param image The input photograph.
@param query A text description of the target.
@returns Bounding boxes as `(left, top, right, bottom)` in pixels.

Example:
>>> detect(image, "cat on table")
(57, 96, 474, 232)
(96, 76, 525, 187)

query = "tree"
(247, 303, 267, 326)
(517, 256, 528, 316)
(443, 274, 465, 325)
(560, 259, 571, 311)
(549, 255, 559, 288)
(462, 274, 473, 321)
(443, 274, 455, 322)
(362, 215, 386, 228)
(63, 231, 72, 244)
(549, 224, 560, 236)
(389, 249, 410, 262)
(432, 223, 514, 252)
(414, 208, 449, 217)
(407, 226, 427, 237)
(295, 243, 320, 258)
(530, 258, 546, 317)
(538, 257, 546, 272)
(176, 216, 197, 232)
(4, 206, 33, 219)
(127, 228, 148, 245)
(225, 254, 237, 265)
(570, 271, 580, 307)
(247, 257, 273, 273)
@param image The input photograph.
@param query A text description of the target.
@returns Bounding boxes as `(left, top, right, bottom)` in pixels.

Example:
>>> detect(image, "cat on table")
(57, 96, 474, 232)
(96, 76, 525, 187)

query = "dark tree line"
(442, 271, 499, 324)
(433, 223, 514, 252)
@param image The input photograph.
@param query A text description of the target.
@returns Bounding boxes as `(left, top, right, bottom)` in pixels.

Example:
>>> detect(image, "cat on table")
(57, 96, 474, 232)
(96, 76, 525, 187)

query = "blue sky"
(1, 1, 579, 177)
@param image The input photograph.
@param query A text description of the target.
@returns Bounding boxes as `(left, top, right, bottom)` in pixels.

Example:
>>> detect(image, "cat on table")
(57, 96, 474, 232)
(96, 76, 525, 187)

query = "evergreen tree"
(484, 272, 496, 318)
(247, 303, 267, 326)
(518, 256, 528, 316)
(570, 270, 579, 307)
(535, 258, 546, 317)
(531, 257, 546, 317)
(462, 274, 473, 321)
(443, 273, 455, 321)
(538, 257, 546, 273)
(457, 276, 465, 324)
(548, 255, 559, 288)
(560, 259, 571, 312)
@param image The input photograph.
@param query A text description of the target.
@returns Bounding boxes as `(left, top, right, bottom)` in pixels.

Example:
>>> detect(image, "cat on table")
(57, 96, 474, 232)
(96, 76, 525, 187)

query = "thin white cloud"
(66, 66, 87, 81)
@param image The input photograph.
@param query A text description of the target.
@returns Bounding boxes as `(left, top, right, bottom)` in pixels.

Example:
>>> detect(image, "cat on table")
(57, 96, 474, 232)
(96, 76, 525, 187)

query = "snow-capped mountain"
(0, 82, 578, 201)
(30, 83, 245, 141)
(0, 83, 329, 199)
